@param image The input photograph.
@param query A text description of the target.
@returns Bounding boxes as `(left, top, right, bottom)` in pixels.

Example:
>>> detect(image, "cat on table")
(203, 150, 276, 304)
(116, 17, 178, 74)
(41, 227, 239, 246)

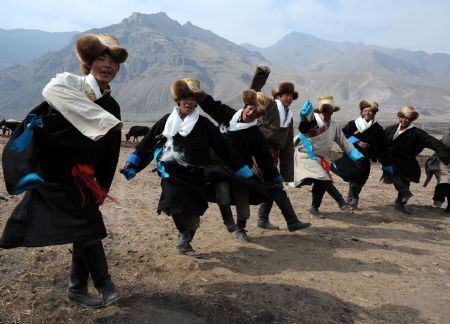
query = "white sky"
(2, 0, 449, 54)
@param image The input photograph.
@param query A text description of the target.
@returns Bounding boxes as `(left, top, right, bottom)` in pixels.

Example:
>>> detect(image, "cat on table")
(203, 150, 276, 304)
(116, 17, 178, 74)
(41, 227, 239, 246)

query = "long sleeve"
(200, 95, 237, 125)
(421, 131, 450, 165)
(250, 65, 270, 91)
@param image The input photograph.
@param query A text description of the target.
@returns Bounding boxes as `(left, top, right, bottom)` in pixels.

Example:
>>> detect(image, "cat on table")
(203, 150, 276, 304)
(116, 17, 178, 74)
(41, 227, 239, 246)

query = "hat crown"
(182, 77, 200, 90)
(400, 105, 415, 114)
(97, 33, 121, 48)
(318, 96, 334, 107)
(257, 91, 271, 106)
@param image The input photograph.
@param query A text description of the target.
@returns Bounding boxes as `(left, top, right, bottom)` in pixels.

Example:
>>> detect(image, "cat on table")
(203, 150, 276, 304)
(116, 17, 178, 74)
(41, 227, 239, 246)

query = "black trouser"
(347, 182, 362, 204)
(215, 181, 250, 229)
(258, 187, 300, 225)
(311, 180, 345, 208)
(172, 212, 201, 251)
(434, 183, 450, 204)
(71, 239, 110, 290)
(391, 175, 411, 205)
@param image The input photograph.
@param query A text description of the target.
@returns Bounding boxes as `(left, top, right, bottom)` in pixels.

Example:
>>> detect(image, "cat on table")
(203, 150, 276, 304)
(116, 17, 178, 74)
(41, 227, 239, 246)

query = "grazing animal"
(0, 119, 20, 136)
(125, 126, 150, 142)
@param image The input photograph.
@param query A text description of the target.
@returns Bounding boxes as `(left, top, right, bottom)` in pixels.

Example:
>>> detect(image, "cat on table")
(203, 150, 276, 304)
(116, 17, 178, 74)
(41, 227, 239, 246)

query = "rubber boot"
(82, 240, 120, 307)
(67, 249, 102, 308)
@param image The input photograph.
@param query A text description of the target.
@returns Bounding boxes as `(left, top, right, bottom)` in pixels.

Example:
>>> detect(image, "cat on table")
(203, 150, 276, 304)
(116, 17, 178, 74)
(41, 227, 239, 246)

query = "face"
(90, 53, 119, 89)
(361, 107, 375, 121)
(399, 116, 412, 128)
(242, 105, 260, 123)
(178, 96, 198, 118)
(278, 93, 294, 108)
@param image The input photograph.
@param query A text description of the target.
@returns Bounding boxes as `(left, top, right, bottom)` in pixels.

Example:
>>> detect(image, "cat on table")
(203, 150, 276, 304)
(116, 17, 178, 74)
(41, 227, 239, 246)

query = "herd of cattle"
(0, 118, 150, 142)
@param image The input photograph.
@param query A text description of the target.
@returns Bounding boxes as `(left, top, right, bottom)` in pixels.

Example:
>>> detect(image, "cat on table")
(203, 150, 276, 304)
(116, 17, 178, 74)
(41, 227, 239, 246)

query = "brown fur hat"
(241, 89, 258, 107)
(397, 105, 419, 121)
(171, 78, 205, 102)
(359, 100, 379, 113)
(76, 33, 128, 75)
(271, 82, 298, 100)
(314, 96, 340, 114)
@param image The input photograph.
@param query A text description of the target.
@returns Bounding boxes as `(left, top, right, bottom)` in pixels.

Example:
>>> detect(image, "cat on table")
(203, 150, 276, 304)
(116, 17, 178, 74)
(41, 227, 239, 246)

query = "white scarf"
(162, 106, 200, 138)
(354, 116, 374, 133)
(228, 109, 257, 132)
(85, 73, 103, 100)
(393, 122, 415, 140)
(275, 99, 293, 128)
(313, 113, 325, 128)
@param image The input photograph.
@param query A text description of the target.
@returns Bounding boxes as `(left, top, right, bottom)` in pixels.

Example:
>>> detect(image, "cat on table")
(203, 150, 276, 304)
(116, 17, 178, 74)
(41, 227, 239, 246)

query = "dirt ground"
(0, 135, 449, 324)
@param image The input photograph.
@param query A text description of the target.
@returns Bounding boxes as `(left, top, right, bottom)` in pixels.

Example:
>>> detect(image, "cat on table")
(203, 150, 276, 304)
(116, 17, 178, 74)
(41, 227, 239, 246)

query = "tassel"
(319, 156, 333, 182)
(71, 164, 115, 207)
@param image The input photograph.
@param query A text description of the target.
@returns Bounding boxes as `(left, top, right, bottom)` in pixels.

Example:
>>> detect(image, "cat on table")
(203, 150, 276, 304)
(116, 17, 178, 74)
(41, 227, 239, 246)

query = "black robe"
(384, 124, 450, 183)
(335, 120, 391, 186)
(132, 113, 245, 216)
(0, 94, 121, 248)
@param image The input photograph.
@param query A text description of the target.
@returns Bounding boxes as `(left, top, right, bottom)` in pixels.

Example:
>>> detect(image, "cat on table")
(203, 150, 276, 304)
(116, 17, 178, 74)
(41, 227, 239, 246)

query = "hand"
(356, 141, 369, 150)
(300, 99, 313, 119)
(257, 65, 271, 74)
(382, 165, 394, 175)
(120, 167, 136, 180)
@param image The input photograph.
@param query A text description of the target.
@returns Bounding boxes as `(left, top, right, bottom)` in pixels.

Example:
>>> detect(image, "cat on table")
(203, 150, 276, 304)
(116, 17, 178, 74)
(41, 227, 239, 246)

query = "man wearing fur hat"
(197, 88, 311, 241)
(121, 78, 253, 256)
(250, 66, 298, 229)
(0, 33, 127, 308)
(293, 96, 365, 218)
(340, 100, 392, 209)
(384, 106, 450, 213)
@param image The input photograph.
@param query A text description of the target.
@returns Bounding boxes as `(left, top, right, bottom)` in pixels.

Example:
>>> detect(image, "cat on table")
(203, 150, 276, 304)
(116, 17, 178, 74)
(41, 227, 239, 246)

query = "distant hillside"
(0, 28, 79, 69)
(1, 14, 449, 122)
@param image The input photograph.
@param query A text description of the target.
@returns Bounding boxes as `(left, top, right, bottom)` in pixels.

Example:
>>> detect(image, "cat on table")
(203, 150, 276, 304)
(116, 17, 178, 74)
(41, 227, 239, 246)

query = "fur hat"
(359, 100, 379, 113)
(271, 82, 298, 100)
(397, 105, 419, 121)
(171, 78, 205, 102)
(314, 96, 340, 114)
(241, 89, 269, 116)
(76, 33, 128, 75)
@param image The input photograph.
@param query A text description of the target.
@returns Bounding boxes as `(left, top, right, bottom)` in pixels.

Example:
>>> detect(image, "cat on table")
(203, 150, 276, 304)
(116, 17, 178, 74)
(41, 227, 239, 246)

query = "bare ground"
(0, 136, 449, 323)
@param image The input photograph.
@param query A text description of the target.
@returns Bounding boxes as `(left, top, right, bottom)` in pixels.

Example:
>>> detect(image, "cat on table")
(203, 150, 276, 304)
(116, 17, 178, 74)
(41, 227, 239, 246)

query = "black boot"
(82, 240, 120, 307)
(309, 189, 325, 219)
(235, 219, 250, 242)
(395, 202, 411, 214)
(272, 188, 311, 231)
(347, 183, 361, 209)
(67, 249, 102, 308)
(176, 231, 202, 258)
(219, 205, 238, 233)
(256, 199, 280, 230)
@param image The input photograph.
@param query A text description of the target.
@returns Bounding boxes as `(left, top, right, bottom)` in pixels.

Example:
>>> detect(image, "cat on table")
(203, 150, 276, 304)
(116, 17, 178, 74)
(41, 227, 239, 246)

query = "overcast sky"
(2, 0, 449, 54)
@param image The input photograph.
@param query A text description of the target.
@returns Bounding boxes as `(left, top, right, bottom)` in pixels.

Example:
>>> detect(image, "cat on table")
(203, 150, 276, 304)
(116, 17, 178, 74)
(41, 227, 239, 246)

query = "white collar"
(393, 122, 415, 139)
(85, 74, 103, 100)
(275, 99, 293, 128)
(162, 106, 200, 138)
(354, 116, 374, 133)
(313, 113, 325, 128)
(228, 109, 257, 132)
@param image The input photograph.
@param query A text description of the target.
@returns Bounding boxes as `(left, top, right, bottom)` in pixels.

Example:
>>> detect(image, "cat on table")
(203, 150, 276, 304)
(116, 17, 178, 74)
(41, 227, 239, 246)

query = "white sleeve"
(42, 72, 122, 141)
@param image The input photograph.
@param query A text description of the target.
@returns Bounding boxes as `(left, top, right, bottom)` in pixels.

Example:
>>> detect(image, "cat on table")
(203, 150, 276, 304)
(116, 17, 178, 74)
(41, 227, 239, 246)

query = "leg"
(257, 198, 280, 229)
(308, 180, 326, 218)
(322, 180, 347, 209)
(392, 176, 412, 214)
(347, 182, 362, 209)
(81, 240, 120, 307)
(67, 242, 102, 308)
(231, 183, 251, 242)
(270, 187, 311, 231)
(433, 183, 447, 207)
(172, 213, 202, 258)
(215, 181, 238, 232)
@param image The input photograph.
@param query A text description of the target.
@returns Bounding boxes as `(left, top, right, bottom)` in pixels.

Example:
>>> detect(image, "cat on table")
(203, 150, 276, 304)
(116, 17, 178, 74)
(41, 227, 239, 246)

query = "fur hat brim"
(171, 79, 205, 102)
(397, 111, 419, 121)
(76, 34, 128, 74)
(271, 82, 298, 100)
(359, 100, 379, 113)
(241, 89, 258, 107)
(314, 104, 340, 114)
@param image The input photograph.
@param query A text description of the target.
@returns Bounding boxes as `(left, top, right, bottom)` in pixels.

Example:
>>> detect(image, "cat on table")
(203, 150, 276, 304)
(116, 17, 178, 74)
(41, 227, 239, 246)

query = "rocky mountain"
(0, 28, 79, 69)
(1, 14, 449, 122)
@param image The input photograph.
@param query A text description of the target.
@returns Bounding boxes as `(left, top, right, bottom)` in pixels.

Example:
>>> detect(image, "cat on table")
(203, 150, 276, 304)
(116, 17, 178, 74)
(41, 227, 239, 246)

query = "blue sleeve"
(347, 148, 364, 161)
(347, 136, 359, 144)
(126, 153, 141, 167)
(234, 165, 253, 179)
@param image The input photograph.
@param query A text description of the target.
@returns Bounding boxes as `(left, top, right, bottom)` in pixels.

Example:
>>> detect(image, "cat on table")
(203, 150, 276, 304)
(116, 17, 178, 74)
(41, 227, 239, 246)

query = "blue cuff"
(300, 99, 313, 120)
(274, 175, 284, 183)
(235, 165, 253, 179)
(12, 172, 45, 195)
(120, 168, 136, 180)
(126, 153, 141, 167)
(347, 136, 359, 144)
(347, 148, 364, 162)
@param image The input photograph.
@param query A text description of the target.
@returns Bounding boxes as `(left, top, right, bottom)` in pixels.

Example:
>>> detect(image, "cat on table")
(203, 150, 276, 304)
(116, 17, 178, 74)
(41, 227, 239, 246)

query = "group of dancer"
(1, 33, 449, 308)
